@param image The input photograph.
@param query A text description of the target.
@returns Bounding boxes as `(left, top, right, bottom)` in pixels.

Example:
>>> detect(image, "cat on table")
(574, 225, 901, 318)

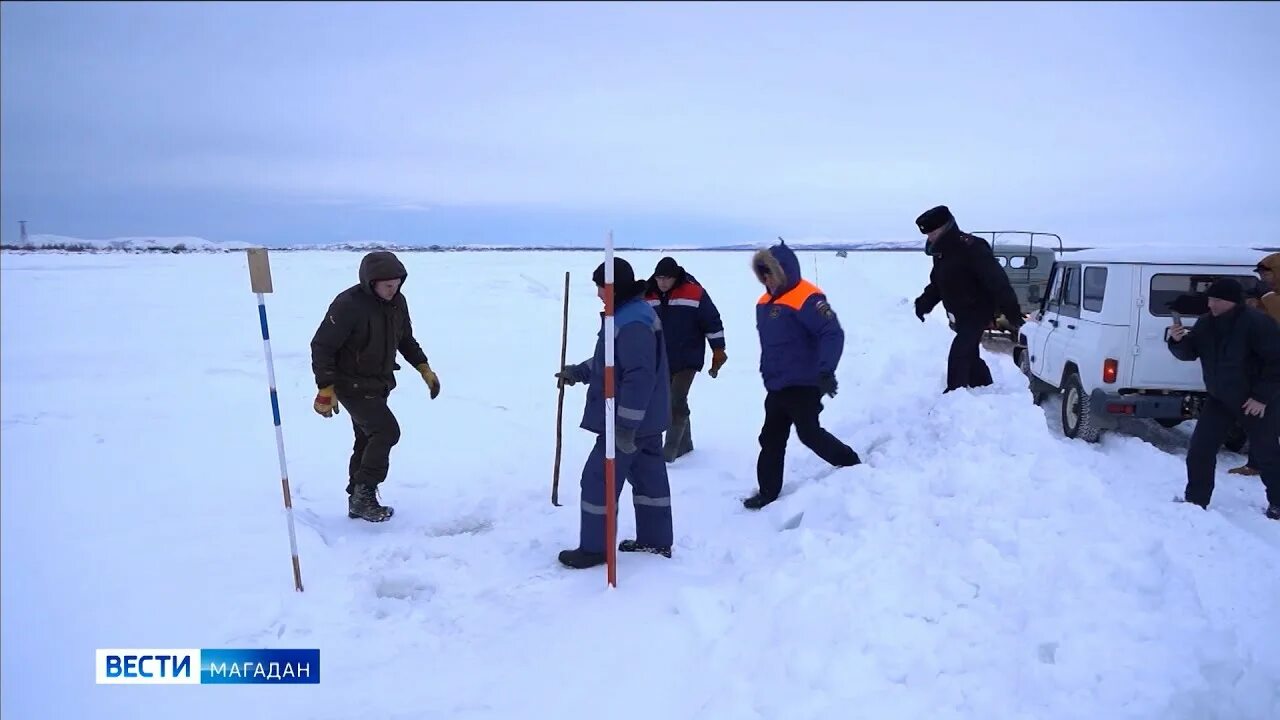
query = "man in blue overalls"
(555, 258, 675, 568)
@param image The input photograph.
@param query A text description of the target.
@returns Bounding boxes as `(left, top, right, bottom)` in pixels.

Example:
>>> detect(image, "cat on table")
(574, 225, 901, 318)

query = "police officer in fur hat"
(912, 205, 1025, 393)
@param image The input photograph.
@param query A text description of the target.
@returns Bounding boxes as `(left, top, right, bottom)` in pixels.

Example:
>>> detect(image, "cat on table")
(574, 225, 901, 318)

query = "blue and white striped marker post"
(246, 248, 304, 592)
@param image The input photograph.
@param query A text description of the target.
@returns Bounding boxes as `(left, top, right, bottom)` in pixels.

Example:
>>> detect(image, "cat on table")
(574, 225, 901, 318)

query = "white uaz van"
(1016, 246, 1263, 443)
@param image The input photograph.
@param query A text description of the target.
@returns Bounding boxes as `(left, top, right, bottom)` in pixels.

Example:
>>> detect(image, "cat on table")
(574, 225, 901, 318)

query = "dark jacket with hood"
(916, 224, 1024, 327)
(564, 278, 671, 438)
(644, 265, 726, 373)
(753, 242, 845, 392)
(1168, 304, 1280, 409)
(310, 251, 429, 393)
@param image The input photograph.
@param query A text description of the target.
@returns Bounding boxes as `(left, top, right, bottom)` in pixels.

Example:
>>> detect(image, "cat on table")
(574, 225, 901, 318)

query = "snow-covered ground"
(2, 249, 1276, 720)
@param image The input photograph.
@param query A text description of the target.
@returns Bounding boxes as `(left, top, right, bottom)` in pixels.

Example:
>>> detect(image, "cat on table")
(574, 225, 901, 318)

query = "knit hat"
(1206, 278, 1244, 305)
(592, 257, 647, 304)
(916, 205, 955, 234)
(653, 256, 681, 278)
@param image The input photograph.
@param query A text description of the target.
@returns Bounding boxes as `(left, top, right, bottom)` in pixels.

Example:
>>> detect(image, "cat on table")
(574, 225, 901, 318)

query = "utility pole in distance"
(19, 221, 28, 244)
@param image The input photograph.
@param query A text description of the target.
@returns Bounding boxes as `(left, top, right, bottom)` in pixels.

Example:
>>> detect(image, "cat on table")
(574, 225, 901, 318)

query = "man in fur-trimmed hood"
(745, 239, 861, 510)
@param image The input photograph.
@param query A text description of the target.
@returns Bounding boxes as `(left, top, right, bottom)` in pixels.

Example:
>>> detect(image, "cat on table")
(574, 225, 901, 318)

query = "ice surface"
(2, 249, 1276, 719)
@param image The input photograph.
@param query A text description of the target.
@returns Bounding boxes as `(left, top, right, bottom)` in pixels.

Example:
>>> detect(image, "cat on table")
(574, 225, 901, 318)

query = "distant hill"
(2, 234, 257, 253)
(3, 233, 1272, 255)
(2, 234, 929, 254)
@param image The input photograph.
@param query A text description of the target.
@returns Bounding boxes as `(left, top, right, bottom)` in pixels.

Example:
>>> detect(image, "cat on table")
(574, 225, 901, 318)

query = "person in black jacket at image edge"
(1168, 278, 1280, 520)
(911, 205, 1025, 393)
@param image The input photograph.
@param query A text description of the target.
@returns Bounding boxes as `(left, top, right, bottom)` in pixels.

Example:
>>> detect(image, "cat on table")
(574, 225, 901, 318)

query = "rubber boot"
(678, 418, 693, 458)
(663, 418, 688, 463)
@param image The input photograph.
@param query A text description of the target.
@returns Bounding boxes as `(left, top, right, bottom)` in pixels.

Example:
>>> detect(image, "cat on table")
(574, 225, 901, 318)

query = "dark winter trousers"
(1186, 397, 1280, 508)
(947, 320, 994, 392)
(665, 369, 697, 455)
(336, 386, 401, 495)
(756, 386, 860, 500)
(670, 369, 697, 423)
(579, 433, 673, 553)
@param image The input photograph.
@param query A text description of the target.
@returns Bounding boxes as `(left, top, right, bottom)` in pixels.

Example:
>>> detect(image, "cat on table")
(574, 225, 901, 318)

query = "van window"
(1040, 264, 1062, 311)
(1009, 256, 1039, 270)
(995, 256, 1008, 267)
(1063, 267, 1082, 308)
(1056, 265, 1083, 318)
(1084, 267, 1107, 312)
(1149, 273, 1258, 317)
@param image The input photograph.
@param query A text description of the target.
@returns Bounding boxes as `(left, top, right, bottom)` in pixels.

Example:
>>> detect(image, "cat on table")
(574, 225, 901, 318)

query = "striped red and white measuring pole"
(603, 231, 618, 587)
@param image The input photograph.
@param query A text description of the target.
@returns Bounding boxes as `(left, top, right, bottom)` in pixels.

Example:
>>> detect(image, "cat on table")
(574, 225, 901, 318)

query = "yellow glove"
(313, 386, 339, 418)
(709, 348, 728, 378)
(418, 363, 440, 399)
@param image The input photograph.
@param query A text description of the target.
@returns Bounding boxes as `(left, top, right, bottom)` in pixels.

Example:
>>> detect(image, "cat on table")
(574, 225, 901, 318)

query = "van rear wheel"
(1061, 372, 1101, 443)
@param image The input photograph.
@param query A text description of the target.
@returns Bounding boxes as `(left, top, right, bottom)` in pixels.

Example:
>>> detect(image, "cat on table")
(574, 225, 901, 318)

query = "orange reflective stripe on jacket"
(758, 279, 822, 310)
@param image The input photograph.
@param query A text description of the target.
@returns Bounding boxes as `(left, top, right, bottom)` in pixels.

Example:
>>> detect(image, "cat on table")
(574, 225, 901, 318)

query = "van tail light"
(1103, 358, 1119, 384)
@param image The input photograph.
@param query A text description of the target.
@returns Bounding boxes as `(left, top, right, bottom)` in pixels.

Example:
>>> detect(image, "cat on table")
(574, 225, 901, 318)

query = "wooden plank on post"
(247, 248, 274, 294)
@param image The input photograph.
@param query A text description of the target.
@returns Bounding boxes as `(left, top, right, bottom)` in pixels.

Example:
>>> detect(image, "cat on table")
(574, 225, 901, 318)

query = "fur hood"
(752, 241, 803, 295)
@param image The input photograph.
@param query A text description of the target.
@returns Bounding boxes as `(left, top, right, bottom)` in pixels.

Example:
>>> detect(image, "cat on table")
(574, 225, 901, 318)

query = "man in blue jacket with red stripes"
(645, 256, 727, 462)
(555, 258, 675, 568)
(747, 240, 861, 509)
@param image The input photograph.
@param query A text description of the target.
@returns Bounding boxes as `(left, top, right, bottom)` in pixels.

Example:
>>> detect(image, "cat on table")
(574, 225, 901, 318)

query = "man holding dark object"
(1167, 278, 1280, 519)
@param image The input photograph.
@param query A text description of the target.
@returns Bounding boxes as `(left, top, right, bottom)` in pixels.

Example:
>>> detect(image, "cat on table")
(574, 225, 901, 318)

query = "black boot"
(348, 484, 394, 522)
(619, 539, 671, 558)
(743, 492, 778, 510)
(558, 548, 607, 569)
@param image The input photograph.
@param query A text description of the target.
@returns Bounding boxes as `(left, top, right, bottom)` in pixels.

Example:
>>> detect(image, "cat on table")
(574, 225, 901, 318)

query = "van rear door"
(1131, 266, 1258, 390)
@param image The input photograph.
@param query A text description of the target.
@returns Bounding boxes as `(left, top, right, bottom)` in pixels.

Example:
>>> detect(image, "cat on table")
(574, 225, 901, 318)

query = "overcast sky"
(2, 1, 1277, 247)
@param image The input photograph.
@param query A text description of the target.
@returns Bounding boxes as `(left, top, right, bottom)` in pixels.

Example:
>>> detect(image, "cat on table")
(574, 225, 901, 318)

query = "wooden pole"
(552, 271, 570, 507)
(246, 248, 304, 592)
(603, 232, 617, 587)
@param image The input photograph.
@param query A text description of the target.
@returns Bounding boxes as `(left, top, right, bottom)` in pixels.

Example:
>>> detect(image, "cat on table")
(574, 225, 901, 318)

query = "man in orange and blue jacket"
(746, 240, 861, 509)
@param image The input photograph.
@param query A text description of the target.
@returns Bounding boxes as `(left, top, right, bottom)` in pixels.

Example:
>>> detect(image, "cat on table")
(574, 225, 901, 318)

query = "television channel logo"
(96, 648, 319, 685)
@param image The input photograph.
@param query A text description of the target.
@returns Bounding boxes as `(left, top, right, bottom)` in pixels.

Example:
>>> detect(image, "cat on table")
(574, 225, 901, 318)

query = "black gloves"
(555, 365, 582, 387)
(914, 297, 929, 322)
(818, 372, 838, 398)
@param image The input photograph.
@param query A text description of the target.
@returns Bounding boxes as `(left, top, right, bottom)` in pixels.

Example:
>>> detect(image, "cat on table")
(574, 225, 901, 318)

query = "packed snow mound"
(1, 250, 1276, 720)
(7, 233, 257, 253)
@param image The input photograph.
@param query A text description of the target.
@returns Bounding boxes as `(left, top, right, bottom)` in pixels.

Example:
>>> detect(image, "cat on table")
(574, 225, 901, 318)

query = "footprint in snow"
(425, 516, 494, 537)
(374, 576, 437, 602)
